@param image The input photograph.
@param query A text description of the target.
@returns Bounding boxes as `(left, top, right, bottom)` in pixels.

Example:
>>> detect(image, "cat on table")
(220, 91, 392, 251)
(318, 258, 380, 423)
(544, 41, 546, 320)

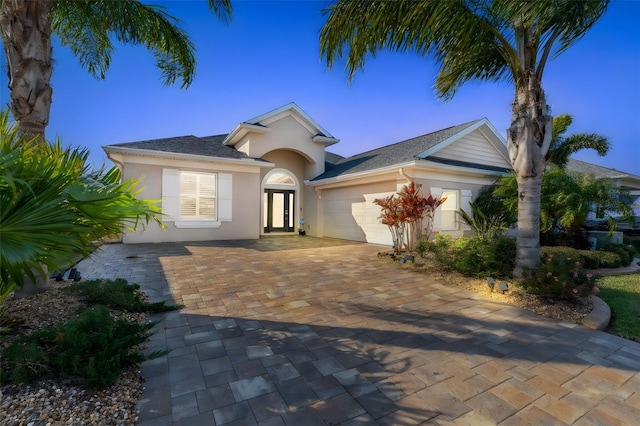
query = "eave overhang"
(222, 123, 271, 146)
(103, 145, 273, 168)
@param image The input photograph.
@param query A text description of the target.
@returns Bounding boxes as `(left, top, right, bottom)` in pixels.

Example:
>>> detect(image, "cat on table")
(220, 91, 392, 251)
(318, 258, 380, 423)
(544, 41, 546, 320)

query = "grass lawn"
(596, 273, 640, 341)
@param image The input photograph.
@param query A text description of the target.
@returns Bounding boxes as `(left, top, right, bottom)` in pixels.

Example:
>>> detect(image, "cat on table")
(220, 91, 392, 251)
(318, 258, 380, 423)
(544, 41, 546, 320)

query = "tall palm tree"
(320, 0, 609, 276)
(0, 0, 232, 140)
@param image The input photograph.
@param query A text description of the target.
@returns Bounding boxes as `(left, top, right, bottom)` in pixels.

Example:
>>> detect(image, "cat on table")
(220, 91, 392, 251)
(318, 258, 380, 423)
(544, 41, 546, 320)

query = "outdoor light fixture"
(499, 282, 509, 293)
(487, 277, 495, 292)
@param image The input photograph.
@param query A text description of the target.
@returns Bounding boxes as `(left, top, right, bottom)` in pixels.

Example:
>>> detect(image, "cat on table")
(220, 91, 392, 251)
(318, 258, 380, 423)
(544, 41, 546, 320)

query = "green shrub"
(576, 250, 603, 269)
(1, 306, 163, 388)
(416, 238, 429, 258)
(520, 251, 598, 300)
(63, 278, 182, 313)
(425, 234, 515, 278)
(540, 246, 586, 265)
(597, 251, 623, 268)
(599, 244, 634, 267)
(623, 238, 640, 256)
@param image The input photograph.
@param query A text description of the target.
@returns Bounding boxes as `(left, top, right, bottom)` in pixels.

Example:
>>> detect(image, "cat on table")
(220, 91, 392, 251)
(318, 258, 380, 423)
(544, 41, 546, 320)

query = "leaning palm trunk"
(508, 77, 553, 277)
(0, 0, 53, 140)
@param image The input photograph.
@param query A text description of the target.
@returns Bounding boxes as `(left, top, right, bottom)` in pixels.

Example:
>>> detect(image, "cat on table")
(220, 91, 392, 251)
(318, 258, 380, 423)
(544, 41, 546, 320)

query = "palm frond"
(51, 0, 232, 88)
(0, 109, 163, 297)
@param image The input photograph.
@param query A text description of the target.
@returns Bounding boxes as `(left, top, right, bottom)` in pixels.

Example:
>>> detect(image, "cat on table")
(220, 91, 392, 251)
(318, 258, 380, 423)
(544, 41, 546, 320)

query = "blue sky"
(1, 0, 639, 174)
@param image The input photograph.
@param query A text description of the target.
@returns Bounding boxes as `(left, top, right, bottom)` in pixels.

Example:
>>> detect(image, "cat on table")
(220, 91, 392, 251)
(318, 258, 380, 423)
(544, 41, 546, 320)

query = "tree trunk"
(507, 74, 553, 278)
(0, 0, 53, 141)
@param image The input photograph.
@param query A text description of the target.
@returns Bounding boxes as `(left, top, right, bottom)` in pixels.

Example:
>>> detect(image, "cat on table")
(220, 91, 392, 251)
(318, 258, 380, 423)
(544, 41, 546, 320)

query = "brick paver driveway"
(76, 236, 640, 425)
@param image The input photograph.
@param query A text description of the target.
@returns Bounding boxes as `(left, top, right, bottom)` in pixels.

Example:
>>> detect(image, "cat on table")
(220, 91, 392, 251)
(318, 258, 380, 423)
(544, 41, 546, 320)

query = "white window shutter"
(430, 187, 442, 229)
(460, 190, 473, 230)
(162, 169, 180, 220)
(218, 173, 233, 221)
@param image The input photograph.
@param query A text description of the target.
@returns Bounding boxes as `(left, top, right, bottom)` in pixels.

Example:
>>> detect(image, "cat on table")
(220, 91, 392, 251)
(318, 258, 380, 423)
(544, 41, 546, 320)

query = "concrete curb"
(582, 296, 611, 330)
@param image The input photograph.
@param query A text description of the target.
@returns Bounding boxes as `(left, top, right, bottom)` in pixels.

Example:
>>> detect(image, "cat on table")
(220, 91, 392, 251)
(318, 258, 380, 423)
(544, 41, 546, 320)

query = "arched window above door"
(263, 169, 299, 190)
(266, 172, 295, 186)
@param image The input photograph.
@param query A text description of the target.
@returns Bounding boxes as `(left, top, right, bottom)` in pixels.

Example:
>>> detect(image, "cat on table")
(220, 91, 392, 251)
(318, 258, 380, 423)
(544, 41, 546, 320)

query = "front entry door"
(264, 190, 295, 232)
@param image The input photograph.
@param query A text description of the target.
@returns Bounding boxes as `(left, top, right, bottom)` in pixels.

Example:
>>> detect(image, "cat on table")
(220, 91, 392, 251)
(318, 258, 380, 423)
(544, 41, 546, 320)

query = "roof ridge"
(336, 119, 482, 161)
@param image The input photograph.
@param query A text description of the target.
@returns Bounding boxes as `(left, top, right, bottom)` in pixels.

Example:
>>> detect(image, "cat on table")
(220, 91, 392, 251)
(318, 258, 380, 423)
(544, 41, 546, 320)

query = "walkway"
(76, 237, 640, 425)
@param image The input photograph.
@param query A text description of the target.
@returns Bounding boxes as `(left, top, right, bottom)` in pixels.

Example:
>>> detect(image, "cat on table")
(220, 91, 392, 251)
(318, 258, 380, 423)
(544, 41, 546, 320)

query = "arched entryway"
(262, 169, 299, 233)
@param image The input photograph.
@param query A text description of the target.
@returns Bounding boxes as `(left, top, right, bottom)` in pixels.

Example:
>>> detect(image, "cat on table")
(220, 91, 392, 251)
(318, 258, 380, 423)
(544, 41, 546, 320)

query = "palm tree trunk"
(0, 0, 53, 141)
(514, 175, 542, 276)
(508, 79, 553, 278)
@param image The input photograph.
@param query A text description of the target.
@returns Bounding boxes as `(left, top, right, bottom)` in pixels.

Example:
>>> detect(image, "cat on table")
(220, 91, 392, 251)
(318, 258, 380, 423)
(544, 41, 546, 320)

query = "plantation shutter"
(460, 190, 473, 231)
(218, 173, 233, 221)
(180, 172, 216, 220)
(180, 172, 198, 218)
(440, 190, 458, 230)
(162, 168, 180, 220)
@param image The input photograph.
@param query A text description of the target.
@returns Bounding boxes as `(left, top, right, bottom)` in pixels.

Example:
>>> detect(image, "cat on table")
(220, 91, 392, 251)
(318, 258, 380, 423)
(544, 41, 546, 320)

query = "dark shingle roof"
(566, 159, 638, 179)
(312, 120, 481, 181)
(106, 134, 250, 160)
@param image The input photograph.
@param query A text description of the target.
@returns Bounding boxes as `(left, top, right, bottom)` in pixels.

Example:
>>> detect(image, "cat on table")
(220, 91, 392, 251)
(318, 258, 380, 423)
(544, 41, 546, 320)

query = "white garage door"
(322, 184, 395, 246)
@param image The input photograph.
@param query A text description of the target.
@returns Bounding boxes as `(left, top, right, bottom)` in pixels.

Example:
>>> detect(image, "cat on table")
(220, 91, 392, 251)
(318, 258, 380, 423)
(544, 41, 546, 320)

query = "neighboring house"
(566, 159, 640, 230)
(102, 103, 516, 245)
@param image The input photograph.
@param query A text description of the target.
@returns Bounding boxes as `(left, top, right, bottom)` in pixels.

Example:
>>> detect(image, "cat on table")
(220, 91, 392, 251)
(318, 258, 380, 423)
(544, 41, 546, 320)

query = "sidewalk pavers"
(76, 237, 640, 425)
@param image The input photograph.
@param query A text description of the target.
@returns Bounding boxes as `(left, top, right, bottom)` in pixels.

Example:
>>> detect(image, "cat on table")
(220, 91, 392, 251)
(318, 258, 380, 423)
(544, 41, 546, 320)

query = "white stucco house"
(104, 102, 637, 245)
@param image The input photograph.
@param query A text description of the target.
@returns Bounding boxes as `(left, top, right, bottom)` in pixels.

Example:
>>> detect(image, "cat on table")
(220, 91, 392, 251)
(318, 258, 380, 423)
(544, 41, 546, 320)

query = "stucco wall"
(243, 116, 326, 177)
(121, 162, 261, 243)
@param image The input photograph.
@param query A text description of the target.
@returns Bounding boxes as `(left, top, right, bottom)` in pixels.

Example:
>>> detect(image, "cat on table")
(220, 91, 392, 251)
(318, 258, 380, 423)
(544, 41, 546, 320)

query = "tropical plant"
(320, 0, 609, 277)
(547, 114, 609, 168)
(0, 0, 233, 140)
(422, 192, 448, 243)
(457, 201, 510, 241)
(493, 167, 632, 247)
(373, 182, 446, 253)
(374, 194, 405, 254)
(0, 110, 163, 302)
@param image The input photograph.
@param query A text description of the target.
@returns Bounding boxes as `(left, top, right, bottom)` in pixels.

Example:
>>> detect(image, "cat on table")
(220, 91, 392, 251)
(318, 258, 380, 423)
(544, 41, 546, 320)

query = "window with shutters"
(162, 168, 232, 228)
(180, 172, 217, 220)
(440, 190, 459, 230)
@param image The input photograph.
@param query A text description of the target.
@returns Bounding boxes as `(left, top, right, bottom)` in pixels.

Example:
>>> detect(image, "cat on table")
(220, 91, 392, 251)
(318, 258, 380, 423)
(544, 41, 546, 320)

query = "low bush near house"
(519, 251, 598, 300)
(423, 234, 515, 278)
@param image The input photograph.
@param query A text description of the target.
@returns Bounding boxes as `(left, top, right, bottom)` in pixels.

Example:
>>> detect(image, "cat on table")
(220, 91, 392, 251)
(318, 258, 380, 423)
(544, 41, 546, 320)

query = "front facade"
(103, 103, 515, 245)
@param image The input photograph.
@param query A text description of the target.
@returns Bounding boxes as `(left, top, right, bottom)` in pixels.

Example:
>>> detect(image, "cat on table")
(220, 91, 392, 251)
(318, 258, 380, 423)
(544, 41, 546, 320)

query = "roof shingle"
(107, 134, 250, 160)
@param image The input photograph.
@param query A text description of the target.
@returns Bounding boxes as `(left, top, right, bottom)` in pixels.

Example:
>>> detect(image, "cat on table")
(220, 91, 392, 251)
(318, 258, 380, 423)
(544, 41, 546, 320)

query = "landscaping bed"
(0, 281, 144, 425)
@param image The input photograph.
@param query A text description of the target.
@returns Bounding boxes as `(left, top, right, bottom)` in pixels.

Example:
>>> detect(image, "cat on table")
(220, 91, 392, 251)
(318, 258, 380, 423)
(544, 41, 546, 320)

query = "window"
(440, 190, 459, 230)
(162, 169, 232, 228)
(180, 172, 216, 220)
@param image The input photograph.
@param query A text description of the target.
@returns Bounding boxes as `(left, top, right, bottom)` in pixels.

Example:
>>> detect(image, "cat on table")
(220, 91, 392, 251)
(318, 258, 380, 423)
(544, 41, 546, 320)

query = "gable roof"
(223, 102, 339, 146)
(311, 119, 510, 181)
(104, 134, 253, 161)
(566, 159, 638, 179)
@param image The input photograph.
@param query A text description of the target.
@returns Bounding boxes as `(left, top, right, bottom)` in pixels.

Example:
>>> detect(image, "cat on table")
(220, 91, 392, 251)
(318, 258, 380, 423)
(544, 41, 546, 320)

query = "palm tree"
(0, 0, 232, 140)
(320, 0, 609, 277)
(547, 114, 609, 168)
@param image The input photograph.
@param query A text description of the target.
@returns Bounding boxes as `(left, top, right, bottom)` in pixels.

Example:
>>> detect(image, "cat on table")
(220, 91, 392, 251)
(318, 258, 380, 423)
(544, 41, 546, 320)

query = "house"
(102, 103, 521, 245)
(566, 159, 640, 233)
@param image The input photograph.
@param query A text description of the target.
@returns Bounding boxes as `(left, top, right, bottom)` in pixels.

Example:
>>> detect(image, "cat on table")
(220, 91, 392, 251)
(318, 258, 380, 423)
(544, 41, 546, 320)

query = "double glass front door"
(264, 190, 295, 232)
